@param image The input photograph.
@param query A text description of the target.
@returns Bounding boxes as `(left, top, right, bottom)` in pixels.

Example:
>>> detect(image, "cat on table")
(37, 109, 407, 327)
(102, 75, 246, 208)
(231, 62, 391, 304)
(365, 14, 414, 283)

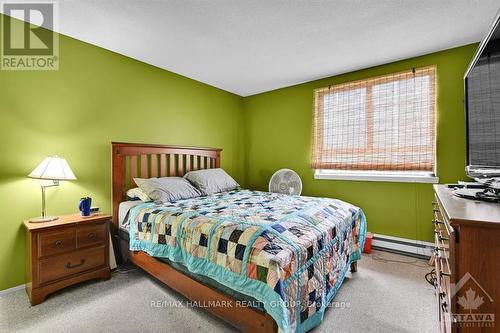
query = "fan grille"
(269, 169, 302, 195)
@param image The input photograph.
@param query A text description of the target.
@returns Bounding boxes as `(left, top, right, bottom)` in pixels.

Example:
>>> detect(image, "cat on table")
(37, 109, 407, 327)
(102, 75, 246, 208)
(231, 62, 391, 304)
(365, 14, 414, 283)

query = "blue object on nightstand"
(79, 197, 92, 216)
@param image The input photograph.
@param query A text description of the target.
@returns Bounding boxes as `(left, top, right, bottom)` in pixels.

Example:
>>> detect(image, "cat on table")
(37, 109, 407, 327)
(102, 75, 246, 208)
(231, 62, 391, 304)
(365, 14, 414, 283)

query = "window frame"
(314, 169, 439, 183)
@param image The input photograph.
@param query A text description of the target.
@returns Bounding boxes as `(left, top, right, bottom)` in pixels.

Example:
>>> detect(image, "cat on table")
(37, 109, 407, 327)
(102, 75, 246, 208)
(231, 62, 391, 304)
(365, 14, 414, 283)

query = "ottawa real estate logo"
(1, 1, 59, 70)
(449, 272, 495, 328)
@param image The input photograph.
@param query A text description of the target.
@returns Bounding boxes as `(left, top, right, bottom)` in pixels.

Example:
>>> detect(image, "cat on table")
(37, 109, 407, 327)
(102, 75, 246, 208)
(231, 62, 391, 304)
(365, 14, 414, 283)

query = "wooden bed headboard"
(111, 142, 221, 233)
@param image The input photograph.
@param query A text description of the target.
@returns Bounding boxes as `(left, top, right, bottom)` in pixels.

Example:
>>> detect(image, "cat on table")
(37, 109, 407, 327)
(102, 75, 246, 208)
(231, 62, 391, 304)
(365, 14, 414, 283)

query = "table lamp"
(28, 156, 77, 222)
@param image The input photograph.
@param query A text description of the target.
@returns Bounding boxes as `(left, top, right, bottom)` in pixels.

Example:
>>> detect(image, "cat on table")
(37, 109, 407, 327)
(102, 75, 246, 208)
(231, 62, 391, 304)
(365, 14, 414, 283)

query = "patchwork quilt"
(128, 189, 366, 333)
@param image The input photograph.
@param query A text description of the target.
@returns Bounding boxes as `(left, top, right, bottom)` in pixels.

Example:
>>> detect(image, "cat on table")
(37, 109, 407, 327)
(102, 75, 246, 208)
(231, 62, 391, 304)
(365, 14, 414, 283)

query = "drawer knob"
(441, 301, 448, 312)
(65, 259, 85, 269)
(88, 232, 97, 240)
(54, 240, 63, 246)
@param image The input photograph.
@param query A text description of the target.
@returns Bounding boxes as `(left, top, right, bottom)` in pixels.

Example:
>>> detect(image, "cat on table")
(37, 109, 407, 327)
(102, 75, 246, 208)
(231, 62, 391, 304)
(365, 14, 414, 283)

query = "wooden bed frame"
(111, 142, 277, 333)
(111, 142, 357, 333)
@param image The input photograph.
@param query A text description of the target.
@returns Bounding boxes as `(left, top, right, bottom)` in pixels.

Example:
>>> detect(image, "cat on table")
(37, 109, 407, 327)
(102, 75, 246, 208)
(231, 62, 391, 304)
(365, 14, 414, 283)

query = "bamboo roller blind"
(311, 66, 436, 172)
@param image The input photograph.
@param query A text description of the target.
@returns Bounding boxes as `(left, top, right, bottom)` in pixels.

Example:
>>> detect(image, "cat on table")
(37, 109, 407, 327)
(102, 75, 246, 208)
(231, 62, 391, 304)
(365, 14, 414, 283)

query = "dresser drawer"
(38, 246, 106, 285)
(77, 222, 107, 248)
(436, 259, 452, 333)
(38, 228, 76, 258)
(433, 194, 457, 333)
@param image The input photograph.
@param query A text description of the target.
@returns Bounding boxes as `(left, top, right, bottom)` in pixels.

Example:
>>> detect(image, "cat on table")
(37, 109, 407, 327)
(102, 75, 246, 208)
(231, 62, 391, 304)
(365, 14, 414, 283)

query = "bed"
(111, 142, 366, 333)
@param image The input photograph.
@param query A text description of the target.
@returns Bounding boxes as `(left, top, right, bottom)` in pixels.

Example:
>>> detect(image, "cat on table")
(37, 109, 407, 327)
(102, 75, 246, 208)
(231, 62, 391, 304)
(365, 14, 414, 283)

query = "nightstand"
(24, 213, 112, 305)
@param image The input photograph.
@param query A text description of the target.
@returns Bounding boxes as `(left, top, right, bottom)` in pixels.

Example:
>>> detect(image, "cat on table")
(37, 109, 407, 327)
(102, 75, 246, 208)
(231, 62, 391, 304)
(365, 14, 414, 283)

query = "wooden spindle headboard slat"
(177, 155, 183, 176)
(169, 154, 175, 176)
(111, 142, 222, 233)
(150, 154, 158, 177)
(193, 156, 198, 171)
(160, 154, 166, 177)
(186, 155, 191, 173)
(130, 155, 137, 186)
(140, 155, 147, 178)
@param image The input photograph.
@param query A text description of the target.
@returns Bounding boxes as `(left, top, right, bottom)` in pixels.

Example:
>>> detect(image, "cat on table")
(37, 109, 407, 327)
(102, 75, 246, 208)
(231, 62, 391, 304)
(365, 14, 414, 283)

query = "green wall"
(243, 44, 477, 244)
(0, 20, 478, 292)
(0, 30, 244, 290)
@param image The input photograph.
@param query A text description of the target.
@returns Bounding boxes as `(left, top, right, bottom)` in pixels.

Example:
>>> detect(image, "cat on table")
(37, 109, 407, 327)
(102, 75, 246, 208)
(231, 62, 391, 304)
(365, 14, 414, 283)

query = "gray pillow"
(184, 168, 239, 195)
(134, 177, 201, 203)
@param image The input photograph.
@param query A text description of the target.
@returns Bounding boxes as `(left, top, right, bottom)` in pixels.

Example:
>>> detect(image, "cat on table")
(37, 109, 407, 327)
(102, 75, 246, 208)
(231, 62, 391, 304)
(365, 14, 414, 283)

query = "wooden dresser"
(433, 185, 500, 333)
(24, 213, 112, 305)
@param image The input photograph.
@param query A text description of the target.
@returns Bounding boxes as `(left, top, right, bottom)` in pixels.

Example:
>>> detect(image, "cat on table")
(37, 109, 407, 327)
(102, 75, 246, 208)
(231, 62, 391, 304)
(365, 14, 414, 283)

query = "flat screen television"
(465, 9, 500, 178)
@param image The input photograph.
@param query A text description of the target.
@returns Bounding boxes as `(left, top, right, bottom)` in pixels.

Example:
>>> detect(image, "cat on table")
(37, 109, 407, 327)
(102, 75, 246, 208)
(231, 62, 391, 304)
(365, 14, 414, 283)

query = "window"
(311, 66, 437, 183)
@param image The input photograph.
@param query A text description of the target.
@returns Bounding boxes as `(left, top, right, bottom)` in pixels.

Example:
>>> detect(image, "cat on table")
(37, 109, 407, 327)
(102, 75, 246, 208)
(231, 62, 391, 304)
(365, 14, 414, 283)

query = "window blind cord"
(371, 182, 432, 269)
(412, 73, 423, 259)
(373, 73, 425, 267)
(414, 181, 424, 258)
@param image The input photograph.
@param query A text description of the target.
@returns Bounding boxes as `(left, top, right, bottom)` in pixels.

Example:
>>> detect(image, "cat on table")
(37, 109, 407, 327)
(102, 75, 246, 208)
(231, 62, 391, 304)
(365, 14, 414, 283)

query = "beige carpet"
(0, 250, 438, 333)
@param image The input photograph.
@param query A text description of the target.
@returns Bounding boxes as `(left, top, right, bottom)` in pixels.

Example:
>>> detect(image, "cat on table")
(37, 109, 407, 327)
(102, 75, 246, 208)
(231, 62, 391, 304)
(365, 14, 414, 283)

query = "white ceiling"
(3, 0, 500, 96)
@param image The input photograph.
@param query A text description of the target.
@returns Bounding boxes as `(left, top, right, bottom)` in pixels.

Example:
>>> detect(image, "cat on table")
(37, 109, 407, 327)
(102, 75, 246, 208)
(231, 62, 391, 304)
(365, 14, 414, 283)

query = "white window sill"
(314, 170, 439, 184)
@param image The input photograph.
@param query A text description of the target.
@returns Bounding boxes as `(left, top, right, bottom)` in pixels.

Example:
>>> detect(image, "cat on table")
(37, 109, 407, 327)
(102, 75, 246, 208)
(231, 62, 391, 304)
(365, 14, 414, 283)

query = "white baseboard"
(0, 284, 25, 296)
(371, 233, 434, 258)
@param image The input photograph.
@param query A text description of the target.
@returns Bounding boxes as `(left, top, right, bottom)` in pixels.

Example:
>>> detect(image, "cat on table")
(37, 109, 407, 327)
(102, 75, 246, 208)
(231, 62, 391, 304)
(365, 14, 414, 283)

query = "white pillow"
(184, 168, 239, 195)
(126, 187, 151, 202)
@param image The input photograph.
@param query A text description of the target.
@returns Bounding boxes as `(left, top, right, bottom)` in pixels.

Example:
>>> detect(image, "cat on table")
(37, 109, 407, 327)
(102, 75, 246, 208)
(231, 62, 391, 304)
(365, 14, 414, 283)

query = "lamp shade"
(28, 156, 77, 180)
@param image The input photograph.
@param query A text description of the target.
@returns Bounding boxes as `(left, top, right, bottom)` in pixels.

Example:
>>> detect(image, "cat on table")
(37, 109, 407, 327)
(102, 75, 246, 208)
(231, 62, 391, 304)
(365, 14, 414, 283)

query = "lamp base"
(29, 216, 59, 223)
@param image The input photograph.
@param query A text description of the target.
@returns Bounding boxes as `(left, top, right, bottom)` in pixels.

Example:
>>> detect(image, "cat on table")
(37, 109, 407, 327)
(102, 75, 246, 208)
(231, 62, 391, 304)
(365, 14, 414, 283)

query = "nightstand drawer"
(38, 229, 76, 258)
(77, 222, 106, 248)
(38, 246, 106, 285)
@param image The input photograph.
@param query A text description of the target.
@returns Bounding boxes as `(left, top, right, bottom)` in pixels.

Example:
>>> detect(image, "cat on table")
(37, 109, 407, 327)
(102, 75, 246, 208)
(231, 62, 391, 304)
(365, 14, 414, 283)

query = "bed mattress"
(118, 200, 144, 230)
(127, 189, 366, 333)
